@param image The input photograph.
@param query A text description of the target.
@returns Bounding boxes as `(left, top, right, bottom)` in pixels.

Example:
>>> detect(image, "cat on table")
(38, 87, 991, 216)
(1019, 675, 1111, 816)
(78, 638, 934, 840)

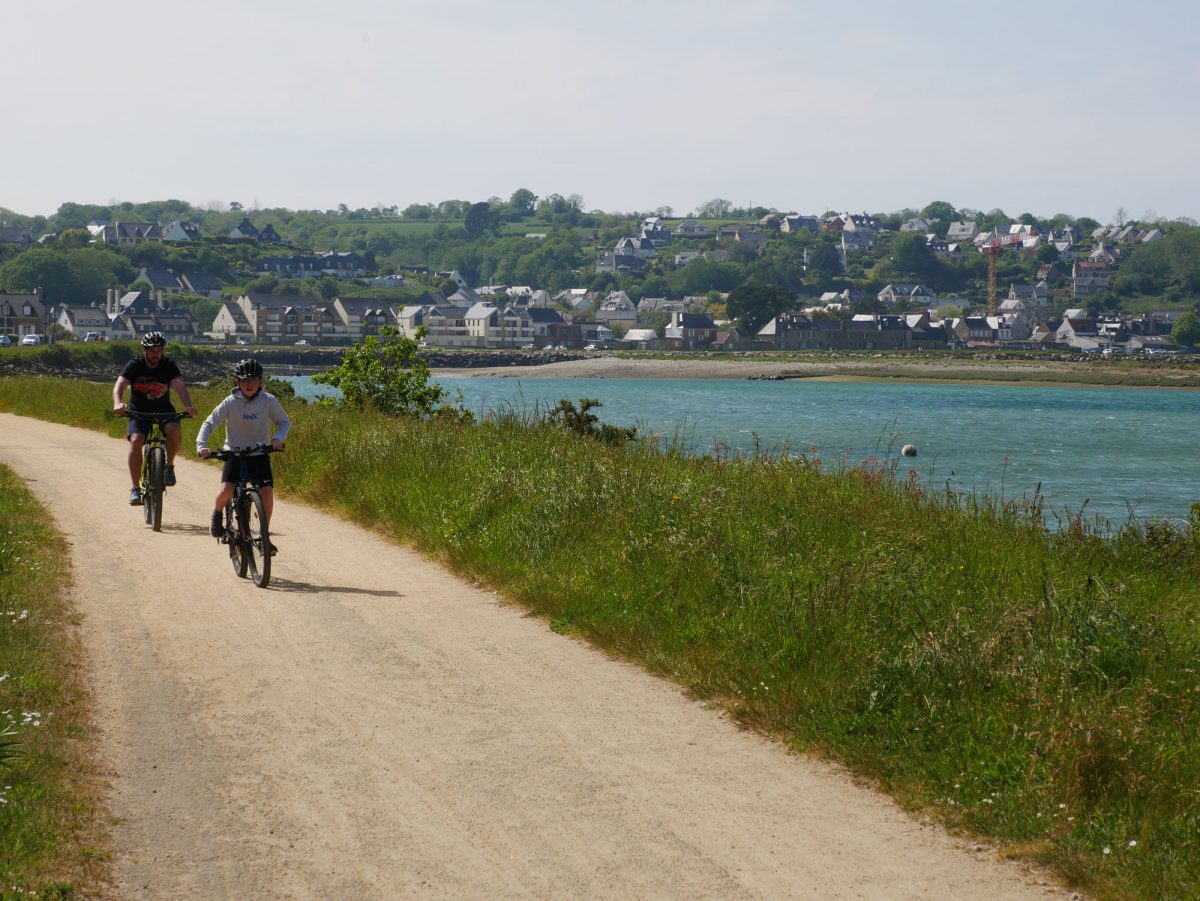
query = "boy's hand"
(271, 439, 284, 451)
(198, 448, 212, 458)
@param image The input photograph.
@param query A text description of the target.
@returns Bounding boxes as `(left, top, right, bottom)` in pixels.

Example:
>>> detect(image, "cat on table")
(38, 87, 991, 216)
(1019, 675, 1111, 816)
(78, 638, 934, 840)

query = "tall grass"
(0, 465, 108, 896)
(2, 376, 1198, 898)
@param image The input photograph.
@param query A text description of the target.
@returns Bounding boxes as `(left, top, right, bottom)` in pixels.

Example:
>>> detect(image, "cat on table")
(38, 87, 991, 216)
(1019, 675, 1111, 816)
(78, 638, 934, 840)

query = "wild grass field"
(0, 464, 108, 897)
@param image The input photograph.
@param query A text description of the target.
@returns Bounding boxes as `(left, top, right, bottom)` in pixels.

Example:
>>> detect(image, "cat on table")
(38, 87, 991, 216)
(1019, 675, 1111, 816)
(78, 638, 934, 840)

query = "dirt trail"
(1, 413, 1070, 899)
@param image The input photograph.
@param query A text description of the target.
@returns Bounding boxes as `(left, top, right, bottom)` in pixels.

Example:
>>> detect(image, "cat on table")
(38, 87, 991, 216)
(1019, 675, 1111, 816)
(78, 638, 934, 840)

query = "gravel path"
(1, 413, 1071, 899)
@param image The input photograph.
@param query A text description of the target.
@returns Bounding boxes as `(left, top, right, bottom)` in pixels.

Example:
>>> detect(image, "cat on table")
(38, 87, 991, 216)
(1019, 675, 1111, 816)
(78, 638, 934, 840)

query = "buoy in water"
(901, 444, 917, 457)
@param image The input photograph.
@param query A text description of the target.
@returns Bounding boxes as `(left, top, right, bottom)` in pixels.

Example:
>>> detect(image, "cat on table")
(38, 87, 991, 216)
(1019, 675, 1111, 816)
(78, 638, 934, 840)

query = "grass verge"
(1, 376, 1198, 899)
(0, 464, 109, 897)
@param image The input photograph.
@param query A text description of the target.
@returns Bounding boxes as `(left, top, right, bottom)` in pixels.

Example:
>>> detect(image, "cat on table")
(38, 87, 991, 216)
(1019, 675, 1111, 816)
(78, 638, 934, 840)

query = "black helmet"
(233, 358, 264, 379)
(141, 331, 166, 347)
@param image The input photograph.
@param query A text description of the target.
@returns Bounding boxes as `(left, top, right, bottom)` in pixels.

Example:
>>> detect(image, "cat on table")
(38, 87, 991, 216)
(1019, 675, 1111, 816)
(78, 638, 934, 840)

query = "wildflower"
(1128, 840, 1137, 848)
(1103, 847, 1111, 855)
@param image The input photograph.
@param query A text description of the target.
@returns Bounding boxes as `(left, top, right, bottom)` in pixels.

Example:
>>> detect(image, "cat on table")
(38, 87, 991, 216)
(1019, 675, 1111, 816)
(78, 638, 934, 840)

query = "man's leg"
(164, 421, 181, 464)
(128, 433, 146, 487)
(164, 421, 182, 486)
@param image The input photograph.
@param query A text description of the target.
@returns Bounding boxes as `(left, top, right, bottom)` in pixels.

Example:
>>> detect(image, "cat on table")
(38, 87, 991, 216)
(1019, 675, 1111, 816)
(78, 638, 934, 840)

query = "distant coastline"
(432, 354, 1200, 388)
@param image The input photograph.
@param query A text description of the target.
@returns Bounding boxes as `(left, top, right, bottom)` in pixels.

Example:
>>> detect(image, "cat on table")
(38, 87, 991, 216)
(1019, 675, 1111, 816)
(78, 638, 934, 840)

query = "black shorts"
(220, 455, 274, 487)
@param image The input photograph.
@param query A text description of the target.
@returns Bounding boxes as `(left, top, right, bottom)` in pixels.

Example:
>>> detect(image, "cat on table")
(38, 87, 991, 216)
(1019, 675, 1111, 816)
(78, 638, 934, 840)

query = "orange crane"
(981, 232, 1023, 314)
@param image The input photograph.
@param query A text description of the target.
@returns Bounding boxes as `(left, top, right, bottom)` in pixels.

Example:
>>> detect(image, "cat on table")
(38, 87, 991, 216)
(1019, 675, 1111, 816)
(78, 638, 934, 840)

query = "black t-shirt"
(120, 357, 183, 414)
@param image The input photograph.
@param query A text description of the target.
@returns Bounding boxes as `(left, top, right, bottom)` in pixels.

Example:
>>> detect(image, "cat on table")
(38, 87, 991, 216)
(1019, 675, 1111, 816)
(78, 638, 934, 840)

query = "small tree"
(312, 326, 467, 419)
(549, 398, 636, 445)
(1170, 312, 1200, 348)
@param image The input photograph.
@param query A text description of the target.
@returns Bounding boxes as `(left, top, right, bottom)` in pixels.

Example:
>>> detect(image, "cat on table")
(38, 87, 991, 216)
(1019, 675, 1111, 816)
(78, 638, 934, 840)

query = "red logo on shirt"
(133, 379, 168, 399)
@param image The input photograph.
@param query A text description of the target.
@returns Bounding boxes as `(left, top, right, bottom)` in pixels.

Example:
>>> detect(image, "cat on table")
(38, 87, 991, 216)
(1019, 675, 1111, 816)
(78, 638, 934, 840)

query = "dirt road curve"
(1, 414, 1069, 900)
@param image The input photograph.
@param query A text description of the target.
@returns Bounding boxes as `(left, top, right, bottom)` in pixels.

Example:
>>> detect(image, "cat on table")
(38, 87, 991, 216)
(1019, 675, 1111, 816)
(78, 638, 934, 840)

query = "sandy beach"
(433, 354, 1077, 382)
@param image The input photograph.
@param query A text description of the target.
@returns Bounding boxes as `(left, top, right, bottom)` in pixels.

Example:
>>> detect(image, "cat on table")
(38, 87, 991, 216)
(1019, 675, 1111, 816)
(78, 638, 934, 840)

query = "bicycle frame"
(125, 410, 187, 532)
(213, 446, 278, 588)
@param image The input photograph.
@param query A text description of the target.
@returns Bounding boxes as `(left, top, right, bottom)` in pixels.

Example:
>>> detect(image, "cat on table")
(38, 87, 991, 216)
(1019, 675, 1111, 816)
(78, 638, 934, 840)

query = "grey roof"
(140, 268, 181, 290)
(229, 217, 260, 238)
(465, 302, 499, 321)
(675, 313, 717, 329)
(180, 271, 222, 294)
(526, 307, 564, 324)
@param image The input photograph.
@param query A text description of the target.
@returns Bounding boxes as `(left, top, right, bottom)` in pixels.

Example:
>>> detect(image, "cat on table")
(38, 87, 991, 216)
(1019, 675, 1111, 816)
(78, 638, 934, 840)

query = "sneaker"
(129, 487, 142, 506)
(269, 542, 279, 557)
(165, 465, 176, 487)
(210, 511, 224, 538)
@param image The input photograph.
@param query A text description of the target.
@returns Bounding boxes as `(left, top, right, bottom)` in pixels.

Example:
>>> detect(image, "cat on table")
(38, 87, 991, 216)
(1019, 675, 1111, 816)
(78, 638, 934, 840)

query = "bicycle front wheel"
(244, 490, 271, 588)
(149, 446, 166, 532)
(226, 502, 247, 578)
(140, 447, 154, 526)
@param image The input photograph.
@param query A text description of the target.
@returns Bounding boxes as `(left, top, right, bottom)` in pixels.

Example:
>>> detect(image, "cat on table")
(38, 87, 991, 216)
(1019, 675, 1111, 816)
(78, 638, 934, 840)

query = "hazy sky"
(5, 0, 1198, 221)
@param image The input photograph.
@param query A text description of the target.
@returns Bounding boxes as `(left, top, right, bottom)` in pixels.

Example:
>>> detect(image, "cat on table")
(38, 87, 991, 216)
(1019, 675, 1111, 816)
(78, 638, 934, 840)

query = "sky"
(4, 0, 1199, 222)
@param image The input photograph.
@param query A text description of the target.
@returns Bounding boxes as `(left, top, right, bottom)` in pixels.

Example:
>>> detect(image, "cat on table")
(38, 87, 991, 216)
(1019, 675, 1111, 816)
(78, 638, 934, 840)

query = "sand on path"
(1, 413, 1070, 899)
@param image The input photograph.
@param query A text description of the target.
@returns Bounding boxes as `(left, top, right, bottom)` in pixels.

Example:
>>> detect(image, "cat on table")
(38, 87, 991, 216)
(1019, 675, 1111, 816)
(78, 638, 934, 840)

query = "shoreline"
(432, 355, 1200, 389)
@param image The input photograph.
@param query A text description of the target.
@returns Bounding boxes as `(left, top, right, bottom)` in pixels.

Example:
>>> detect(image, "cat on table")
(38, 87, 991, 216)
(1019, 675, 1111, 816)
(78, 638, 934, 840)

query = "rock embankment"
(256, 347, 580, 369)
(0, 354, 228, 384)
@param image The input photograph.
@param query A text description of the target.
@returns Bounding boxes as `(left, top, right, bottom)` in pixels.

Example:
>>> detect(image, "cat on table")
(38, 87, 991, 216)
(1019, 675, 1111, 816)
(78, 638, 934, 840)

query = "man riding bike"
(196, 358, 291, 542)
(112, 331, 198, 505)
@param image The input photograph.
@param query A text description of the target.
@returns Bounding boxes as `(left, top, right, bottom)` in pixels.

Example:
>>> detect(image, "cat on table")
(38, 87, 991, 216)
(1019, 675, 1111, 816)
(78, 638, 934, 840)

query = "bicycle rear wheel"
(226, 501, 247, 578)
(244, 490, 271, 588)
(149, 446, 166, 532)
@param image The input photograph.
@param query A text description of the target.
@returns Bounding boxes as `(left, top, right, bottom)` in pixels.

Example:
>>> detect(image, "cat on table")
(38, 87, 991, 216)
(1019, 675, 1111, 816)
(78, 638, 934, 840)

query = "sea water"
(283, 375, 1200, 527)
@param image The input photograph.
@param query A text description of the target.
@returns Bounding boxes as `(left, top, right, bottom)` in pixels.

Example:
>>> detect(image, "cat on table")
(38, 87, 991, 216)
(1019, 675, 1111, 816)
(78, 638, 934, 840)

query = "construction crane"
(981, 232, 1023, 314)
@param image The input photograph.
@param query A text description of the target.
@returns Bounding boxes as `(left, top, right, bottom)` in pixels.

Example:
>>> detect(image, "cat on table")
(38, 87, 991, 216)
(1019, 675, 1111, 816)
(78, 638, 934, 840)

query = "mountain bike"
(210, 445, 279, 588)
(123, 410, 189, 532)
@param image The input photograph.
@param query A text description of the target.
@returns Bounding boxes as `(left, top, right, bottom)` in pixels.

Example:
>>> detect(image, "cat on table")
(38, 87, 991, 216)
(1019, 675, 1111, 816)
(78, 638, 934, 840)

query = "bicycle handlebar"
(209, 445, 282, 461)
(119, 410, 191, 422)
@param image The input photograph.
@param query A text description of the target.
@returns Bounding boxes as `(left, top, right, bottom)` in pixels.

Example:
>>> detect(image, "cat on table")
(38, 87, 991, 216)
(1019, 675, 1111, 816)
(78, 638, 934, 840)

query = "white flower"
(1103, 846, 1112, 855)
(1128, 840, 1137, 848)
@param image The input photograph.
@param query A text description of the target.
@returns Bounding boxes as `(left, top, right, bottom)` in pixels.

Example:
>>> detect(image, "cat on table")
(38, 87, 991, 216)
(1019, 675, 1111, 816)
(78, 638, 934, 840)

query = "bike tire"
(149, 446, 166, 532)
(244, 490, 271, 588)
(227, 502, 248, 578)
(140, 445, 154, 526)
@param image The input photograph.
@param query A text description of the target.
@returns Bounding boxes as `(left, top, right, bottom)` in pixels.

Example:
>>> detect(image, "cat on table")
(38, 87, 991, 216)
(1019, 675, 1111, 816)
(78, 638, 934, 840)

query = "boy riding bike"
(112, 331, 198, 505)
(196, 358, 291, 543)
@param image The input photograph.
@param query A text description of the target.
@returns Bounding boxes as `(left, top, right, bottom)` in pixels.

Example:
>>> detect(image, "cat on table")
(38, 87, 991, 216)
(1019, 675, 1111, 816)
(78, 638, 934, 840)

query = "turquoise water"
(283, 375, 1200, 526)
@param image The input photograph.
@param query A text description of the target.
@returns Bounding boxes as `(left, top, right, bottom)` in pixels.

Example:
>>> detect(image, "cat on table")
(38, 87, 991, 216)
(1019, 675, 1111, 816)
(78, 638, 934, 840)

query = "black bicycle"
(122, 410, 189, 532)
(211, 445, 279, 588)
